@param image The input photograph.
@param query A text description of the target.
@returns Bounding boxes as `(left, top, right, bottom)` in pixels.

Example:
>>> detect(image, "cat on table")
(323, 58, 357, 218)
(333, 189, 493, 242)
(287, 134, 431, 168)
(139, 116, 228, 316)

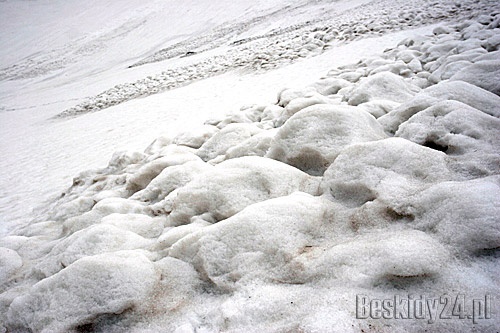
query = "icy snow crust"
(1, 1, 500, 333)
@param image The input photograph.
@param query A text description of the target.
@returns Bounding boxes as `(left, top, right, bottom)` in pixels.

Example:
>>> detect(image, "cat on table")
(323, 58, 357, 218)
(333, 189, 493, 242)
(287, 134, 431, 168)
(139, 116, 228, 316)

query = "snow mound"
(7, 251, 158, 333)
(379, 80, 500, 134)
(169, 192, 334, 290)
(450, 59, 500, 95)
(321, 137, 452, 207)
(396, 100, 500, 177)
(196, 123, 263, 162)
(267, 105, 387, 175)
(0, 248, 22, 285)
(167, 156, 320, 225)
(346, 71, 421, 106)
(33, 224, 153, 277)
(408, 176, 500, 254)
(2, 8, 500, 333)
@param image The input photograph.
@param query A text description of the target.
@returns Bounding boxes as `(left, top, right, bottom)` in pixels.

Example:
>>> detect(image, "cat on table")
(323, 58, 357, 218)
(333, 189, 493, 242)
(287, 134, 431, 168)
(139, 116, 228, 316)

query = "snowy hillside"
(1, 0, 500, 332)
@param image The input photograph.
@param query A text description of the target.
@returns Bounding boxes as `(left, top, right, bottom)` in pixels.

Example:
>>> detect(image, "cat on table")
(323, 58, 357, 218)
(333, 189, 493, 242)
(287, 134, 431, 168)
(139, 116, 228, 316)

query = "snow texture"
(1, 1, 500, 332)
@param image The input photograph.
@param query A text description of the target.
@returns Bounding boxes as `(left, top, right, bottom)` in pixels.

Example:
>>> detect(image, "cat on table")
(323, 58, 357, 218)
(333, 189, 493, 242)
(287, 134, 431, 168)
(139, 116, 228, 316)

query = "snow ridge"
(1, 5, 500, 333)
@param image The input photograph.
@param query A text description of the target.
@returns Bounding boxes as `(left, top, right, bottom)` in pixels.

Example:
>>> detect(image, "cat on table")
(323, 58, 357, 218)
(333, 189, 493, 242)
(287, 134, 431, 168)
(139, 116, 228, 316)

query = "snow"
(449, 59, 500, 95)
(345, 71, 421, 105)
(378, 80, 500, 134)
(267, 105, 387, 175)
(320, 137, 452, 207)
(6, 250, 158, 333)
(396, 100, 500, 177)
(167, 156, 320, 226)
(1, 0, 500, 332)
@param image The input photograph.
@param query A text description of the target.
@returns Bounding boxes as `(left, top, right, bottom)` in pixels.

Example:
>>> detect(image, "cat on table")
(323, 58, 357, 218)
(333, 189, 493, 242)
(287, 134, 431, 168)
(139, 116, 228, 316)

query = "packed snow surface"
(1, 0, 500, 332)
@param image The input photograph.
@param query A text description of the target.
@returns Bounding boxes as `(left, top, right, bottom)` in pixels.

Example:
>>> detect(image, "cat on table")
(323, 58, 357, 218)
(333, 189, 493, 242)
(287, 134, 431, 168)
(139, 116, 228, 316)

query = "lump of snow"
(196, 123, 263, 162)
(91, 197, 146, 215)
(152, 257, 201, 314)
(357, 100, 399, 118)
(224, 129, 277, 160)
(378, 80, 500, 134)
(428, 59, 473, 83)
(167, 156, 320, 226)
(126, 149, 201, 193)
(277, 87, 318, 108)
(423, 40, 462, 63)
(260, 104, 285, 124)
(483, 34, 500, 52)
(131, 160, 211, 204)
(169, 193, 337, 290)
(449, 60, 500, 96)
(107, 150, 146, 170)
(157, 220, 211, 250)
(173, 125, 219, 149)
(276, 94, 336, 126)
(7, 251, 158, 333)
(407, 58, 423, 72)
(346, 72, 420, 106)
(396, 100, 500, 177)
(267, 105, 387, 175)
(433, 25, 455, 35)
(101, 213, 165, 238)
(321, 138, 452, 207)
(368, 60, 409, 77)
(34, 224, 153, 277)
(62, 197, 149, 234)
(144, 136, 173, 155)
(301, 230, 449, 287)
(310, 77, 351, 96)
(338, 71, 363, 83)
(408, 176, 500, 254)
(0, 248, 23, 285)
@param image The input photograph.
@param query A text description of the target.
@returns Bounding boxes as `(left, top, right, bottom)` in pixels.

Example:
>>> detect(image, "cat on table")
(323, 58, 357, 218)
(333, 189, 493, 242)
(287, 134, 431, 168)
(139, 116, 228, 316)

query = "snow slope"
(0, 0, 457, 234)
(1, 0, 500, 332)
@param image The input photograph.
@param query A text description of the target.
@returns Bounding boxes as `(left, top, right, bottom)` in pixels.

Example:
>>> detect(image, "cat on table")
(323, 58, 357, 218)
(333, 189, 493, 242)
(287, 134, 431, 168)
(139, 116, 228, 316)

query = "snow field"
(57, 0, 498, 117)
(1, 3, 500, 333)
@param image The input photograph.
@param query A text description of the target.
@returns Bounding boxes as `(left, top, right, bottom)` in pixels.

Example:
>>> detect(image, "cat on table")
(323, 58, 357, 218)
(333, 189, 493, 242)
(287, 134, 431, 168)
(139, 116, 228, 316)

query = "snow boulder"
(107, 150, 146, 170)
(396, 100, 500, 177)
(277, 87, 317, 107)
(310, 77, 351, 96)
(173, 125, 219, 149)
(321, 138, 453, 208)
(7, 251, 158, 333)
(100, 213, 165, 238)
(196, 123, 263, 162)
(300, 230, 450, 287)
(33, 224, 153, 277)
(169, 193, 338, 290)
(126, 148, 201, 193)
(131, 160, 212, 204)
(450, 60, 500, 95)
(61, 197, 148, 234)
(357, 100, 400, 118)
(267, 105, 387, 175)
(224, 129, 277, 160)
(408, 176, 500, 254)
(378, 80, 500, 134)
(276, 93, 336, 126)
(0, 248, 23, 285)
(167, 156, 320, 226)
